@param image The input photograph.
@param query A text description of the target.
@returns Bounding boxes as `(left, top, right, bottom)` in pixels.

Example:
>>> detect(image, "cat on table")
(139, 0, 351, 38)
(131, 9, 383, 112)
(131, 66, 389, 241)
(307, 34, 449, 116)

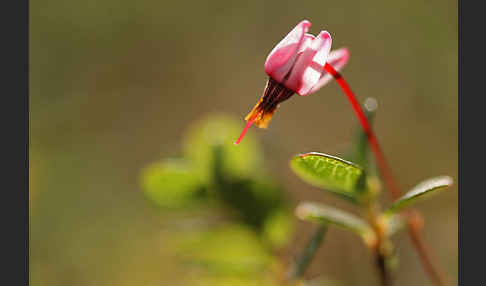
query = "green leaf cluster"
(140, 114, 295, 282)
(291, 98, 454, 247)
(139, 114, 298, 284)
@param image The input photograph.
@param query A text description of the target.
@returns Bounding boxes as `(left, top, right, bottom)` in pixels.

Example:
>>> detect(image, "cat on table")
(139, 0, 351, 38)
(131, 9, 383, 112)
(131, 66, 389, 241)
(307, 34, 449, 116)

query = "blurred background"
(30, 0, 457, 285)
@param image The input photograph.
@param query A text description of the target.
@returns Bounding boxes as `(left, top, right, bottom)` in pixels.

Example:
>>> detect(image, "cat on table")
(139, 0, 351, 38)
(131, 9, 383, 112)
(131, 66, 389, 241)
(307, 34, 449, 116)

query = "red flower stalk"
(322, 63, 401, 199)
(323, 57, 449, 286)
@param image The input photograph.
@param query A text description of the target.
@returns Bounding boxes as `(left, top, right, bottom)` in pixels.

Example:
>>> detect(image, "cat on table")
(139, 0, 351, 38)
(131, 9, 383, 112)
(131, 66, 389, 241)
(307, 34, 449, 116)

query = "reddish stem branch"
(323, 63, 448, 286)
(408, 211, 449, 286)
(323, 63, 400, 200)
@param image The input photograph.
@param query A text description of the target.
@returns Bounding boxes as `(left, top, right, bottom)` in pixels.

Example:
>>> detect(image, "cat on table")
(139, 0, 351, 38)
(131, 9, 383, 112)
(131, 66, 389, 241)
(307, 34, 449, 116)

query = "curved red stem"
(323, 63, 448, 286)
(323, 63, 401, 199)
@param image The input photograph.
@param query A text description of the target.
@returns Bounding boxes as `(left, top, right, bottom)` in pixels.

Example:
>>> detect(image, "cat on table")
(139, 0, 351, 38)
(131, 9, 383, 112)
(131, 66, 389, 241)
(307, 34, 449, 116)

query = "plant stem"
(408, 210, 449, 286)
(323, 63, 400, 200)
(323, 63, 448, 286)
(288, 224, 328, 280)
(366, 202, 393, 286)
(376, 252, 392, 286)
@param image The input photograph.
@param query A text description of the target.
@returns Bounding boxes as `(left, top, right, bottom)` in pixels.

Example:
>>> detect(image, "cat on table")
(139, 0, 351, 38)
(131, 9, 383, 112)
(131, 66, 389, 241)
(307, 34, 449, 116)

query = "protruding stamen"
(236, 78, 295, 145)
(234, 114, 258, 145)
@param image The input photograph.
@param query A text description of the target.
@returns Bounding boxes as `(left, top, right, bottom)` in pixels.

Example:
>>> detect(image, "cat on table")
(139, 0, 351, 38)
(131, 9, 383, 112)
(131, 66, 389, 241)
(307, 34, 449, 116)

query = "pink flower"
(235, 20, 349, 144)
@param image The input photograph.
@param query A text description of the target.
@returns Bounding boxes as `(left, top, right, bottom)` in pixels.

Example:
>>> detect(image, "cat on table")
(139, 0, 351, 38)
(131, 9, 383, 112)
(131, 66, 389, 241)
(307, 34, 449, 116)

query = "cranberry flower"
(234, 21, 447, 285)
(235, 20, 349, 144)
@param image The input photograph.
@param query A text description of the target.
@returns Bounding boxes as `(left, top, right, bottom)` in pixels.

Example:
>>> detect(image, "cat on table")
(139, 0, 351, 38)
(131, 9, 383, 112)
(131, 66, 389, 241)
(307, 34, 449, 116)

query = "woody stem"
(323, 63, 448, 286)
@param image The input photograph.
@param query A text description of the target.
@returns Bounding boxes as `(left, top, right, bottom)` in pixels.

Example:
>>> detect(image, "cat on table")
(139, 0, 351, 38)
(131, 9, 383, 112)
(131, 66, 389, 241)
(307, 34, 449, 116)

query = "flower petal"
(285, 31, 332, 96)
(264, 20, 311, 82)
(308, 47, 350, 94)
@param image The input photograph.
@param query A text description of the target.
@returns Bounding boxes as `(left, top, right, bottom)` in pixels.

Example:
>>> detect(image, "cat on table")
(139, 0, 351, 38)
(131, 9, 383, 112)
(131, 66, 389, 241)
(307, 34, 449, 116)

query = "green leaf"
(385, 176, 453, 215)
(140, 159, 203, 208)
(295, 202, 375, 245)
(183, 114, 263, 184)
(290, 152, 366, 202)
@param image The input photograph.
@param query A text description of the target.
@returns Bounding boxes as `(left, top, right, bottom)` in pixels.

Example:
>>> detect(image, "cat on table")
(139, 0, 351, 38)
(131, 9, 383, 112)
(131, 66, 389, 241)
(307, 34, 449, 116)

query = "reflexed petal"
(285, 31, 332, 96)
(308, 47, 350, 94)
(264, 20, 311, 82)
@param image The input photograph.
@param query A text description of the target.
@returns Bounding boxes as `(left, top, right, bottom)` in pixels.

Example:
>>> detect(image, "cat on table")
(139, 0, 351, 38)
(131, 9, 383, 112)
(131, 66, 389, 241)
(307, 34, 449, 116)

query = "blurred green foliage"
(141, 159, 204, 208)
(183, 114, 264, 183)
(139, 115, 293, 283)
(174, 225, 272, 275)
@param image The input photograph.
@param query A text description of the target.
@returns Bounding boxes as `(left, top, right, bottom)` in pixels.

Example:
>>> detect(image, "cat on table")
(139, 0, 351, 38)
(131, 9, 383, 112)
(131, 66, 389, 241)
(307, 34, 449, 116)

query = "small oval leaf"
(385, 176, 453, 215)
(290, 152, 366, 202)
(295, 202, 375, 245)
